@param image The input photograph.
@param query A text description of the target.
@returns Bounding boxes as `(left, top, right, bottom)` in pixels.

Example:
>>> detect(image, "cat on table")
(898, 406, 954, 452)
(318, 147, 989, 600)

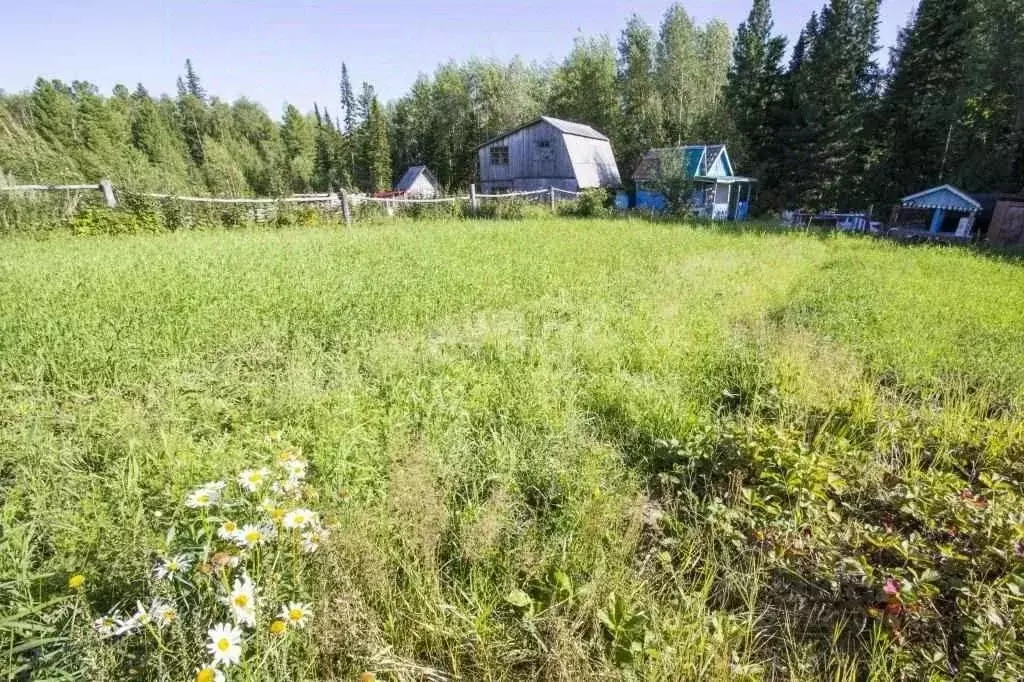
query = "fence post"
(469, 184, 478, 215)
(99, 179, 117, 208)
(341, 190, 352, 226)
(549, 186, 556, 212)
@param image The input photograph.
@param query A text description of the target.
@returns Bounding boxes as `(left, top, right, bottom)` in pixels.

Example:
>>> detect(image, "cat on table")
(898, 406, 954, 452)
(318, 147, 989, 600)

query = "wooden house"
(475, 116, 621, 193)
(632, 144, 755, 220)
(972, 193, 1024, 245)
(394, 166, 441, 199)
(889, 185, 981, 241)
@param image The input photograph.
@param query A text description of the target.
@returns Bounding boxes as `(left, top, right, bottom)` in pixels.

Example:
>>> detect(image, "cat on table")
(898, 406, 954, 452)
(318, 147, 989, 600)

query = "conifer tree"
(725, 0, 786, 171)
(340, 63, 356, 132)
(362, 97, 391, 192)
(184, 59, 206, 102)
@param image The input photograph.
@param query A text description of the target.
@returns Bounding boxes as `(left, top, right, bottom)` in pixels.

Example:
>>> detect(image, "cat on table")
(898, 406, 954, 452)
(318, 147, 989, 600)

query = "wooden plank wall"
(477, 120, 576, 192)
(988, 200, 1024, 245)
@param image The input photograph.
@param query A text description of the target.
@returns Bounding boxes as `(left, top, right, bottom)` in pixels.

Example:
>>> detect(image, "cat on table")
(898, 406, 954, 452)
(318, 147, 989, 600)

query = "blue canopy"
(901, 185, 981, 213)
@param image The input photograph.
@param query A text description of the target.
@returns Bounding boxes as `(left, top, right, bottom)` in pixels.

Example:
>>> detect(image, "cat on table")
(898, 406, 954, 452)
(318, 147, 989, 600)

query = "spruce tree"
(725, 0, 786, 172)
(776, 0, 881, 208)
(184, 59, 206, 102)
(340, 63, 356, 133)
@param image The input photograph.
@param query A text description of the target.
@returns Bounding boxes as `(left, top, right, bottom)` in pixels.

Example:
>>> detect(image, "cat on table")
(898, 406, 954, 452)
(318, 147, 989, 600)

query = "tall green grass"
(1, 219, 1022, 680)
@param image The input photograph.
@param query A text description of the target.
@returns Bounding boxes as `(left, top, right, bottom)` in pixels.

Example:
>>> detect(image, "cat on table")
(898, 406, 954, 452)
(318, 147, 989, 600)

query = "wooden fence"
(0, 179, 584, 226)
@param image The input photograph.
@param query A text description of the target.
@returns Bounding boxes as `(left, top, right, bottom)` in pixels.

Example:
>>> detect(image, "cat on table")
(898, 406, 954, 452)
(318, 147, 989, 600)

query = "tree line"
(1, 0, 1022, 212)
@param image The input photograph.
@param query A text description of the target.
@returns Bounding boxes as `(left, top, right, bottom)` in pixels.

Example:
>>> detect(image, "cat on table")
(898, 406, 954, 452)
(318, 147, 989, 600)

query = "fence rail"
(0, 184, 102, 191)
(1, 179, 588, 227)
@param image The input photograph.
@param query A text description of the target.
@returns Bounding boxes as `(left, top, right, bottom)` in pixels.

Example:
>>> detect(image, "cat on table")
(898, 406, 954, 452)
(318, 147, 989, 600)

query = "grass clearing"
(1, 218, 1023, 680)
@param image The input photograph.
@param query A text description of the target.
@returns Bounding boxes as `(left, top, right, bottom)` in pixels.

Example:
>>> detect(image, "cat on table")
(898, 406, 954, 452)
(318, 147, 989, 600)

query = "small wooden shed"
(986, 196, 1024, 246)
(892, 184, 981, 239)
(475, 116, 621, 193)
(394, 166, 441, 199)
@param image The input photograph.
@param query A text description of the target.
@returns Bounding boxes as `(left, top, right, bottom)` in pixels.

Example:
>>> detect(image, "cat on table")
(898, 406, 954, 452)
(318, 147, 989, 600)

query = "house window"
(490, 146, 510, 166)
(535, 139, 554, 162)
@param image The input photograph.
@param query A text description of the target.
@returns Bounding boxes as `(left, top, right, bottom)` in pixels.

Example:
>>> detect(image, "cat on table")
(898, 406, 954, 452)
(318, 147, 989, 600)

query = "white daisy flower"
(92, 612, 120, 638)
(193, 666, 226, 682)
(279, 602, 313, 628)
(185, 485, 221, 509)
(262, 500, 287, 524)
(153, 553, 192, 581)
(216, 519, 240, 541)
(280, 458, 307, 479)
(225, 574, 257, 627)
(114, 601, 151, 635)
(233, 523, 273, 548)
(113, 612, 140, 636)
(282, 508, 317, 530)
(271, 477, 303, 498)
(237, 468, 269, 493)
(136, 600, 154, 623)
(150, 599, 178, 628)
(301, 526, 328, 554)
(206, 622, 243, 667)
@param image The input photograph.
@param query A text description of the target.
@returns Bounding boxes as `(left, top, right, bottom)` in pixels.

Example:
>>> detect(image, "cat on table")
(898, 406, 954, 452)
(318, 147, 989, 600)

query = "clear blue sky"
(1, 0, 916, 117)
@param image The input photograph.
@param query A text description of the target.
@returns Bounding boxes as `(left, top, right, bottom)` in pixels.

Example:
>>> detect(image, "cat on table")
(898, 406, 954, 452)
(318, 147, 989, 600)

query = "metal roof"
(901, 184, 982, 212)
(539, 116, 608, 141)
(474, 116, 609, 149)
(633, 145, 745, 182)
(394, 165, 438, 192)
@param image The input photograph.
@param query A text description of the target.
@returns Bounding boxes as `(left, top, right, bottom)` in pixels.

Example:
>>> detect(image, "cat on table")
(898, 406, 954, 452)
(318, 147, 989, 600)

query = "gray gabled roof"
(395, 165, 439, 192)
(475, 116, 610, 149)
(539, 116, 608, 141)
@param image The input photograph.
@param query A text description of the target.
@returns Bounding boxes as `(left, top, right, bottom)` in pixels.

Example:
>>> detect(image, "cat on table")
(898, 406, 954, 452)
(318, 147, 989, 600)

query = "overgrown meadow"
(1, 219, 1023, 680)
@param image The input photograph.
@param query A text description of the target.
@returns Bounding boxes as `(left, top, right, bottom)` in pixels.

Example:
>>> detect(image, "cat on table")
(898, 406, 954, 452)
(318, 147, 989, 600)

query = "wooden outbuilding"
(632, 144, 755, 220)
(973, 194, 1024, 245)
(889, 184, 981, 241)
(475, 116, 621, 194)
(394, 166, 441, 199)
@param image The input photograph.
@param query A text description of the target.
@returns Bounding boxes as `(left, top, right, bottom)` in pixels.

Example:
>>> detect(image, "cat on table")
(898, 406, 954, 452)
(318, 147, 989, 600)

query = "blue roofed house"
(632, 144, 755, 220)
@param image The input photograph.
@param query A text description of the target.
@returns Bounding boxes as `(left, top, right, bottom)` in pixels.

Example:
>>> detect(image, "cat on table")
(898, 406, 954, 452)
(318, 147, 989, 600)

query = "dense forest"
(1, 0, 1022, 212)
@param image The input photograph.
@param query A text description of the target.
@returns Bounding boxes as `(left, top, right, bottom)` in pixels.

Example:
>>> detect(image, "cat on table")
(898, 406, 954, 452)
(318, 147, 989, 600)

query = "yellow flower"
(282, 508, 317, 530)
(68, 574, 85, 590)
(269, 619, 287, 636)
(279, 601, 312, 628)
(233, 524, 274, 549)
(194, 667, 223, 682)
(237, 468, 269, 493)
(217, 520, 239, 541)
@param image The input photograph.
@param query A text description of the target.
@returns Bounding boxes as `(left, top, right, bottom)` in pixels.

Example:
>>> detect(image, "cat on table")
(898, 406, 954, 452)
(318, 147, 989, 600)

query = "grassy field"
(1, 218, 1023, 681)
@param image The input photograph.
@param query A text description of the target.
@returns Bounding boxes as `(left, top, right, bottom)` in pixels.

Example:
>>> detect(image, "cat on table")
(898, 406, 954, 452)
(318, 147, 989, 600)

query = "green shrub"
(559, 188, 610, 218)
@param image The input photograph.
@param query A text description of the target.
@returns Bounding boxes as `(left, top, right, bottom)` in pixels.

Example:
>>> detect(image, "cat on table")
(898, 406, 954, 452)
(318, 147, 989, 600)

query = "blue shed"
(632, 144, 755, 220)
(896, 184, 981, 237)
